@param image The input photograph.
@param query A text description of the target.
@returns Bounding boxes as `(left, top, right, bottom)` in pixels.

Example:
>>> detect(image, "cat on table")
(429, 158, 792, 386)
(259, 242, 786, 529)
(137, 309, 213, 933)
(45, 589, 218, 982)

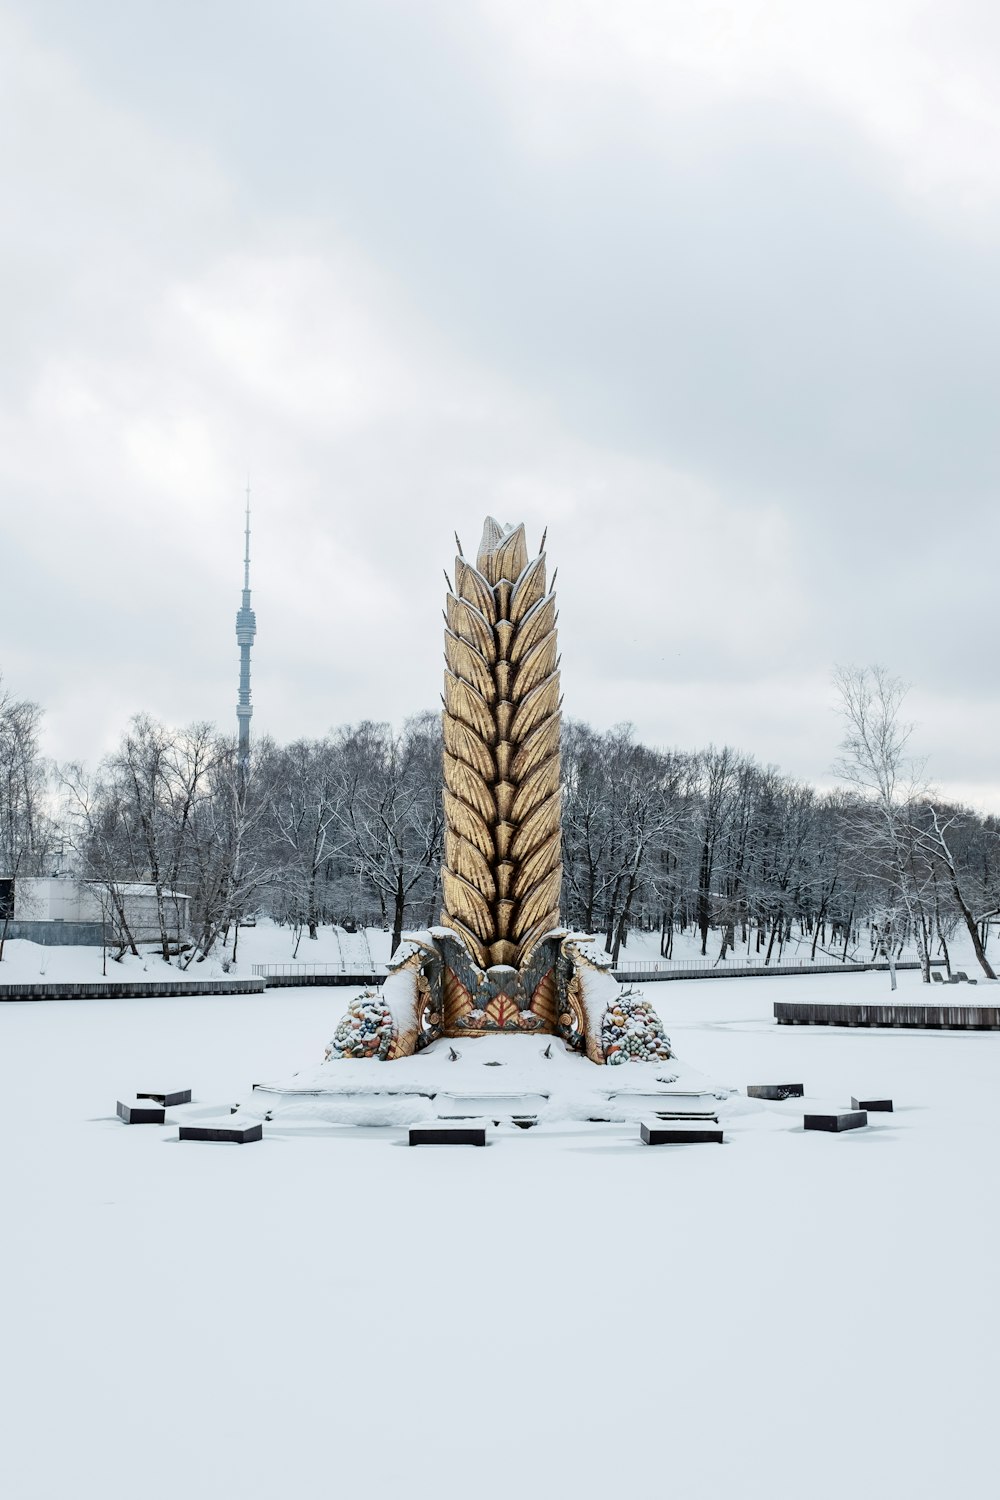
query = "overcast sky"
(3, 0, 1000, 807)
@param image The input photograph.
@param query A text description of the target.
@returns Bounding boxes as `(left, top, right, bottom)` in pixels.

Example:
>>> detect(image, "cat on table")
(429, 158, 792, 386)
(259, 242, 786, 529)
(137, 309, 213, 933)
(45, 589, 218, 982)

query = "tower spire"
(236, 480, 257, 773)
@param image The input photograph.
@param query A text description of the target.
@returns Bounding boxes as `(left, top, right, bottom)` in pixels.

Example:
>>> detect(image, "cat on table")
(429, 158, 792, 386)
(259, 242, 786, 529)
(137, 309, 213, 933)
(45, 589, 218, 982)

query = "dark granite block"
(409, 1125, 487, 1146)
(117, 1099, 165, 1125)
(640, 1121, 723, 1145)
(851, 1097, 893, 1112)
(178, 1122, 263, 1144)
(137, 1089, 191, 1107)
(747, 1084, 804, 1100)
(804, 1111, 867, 1132)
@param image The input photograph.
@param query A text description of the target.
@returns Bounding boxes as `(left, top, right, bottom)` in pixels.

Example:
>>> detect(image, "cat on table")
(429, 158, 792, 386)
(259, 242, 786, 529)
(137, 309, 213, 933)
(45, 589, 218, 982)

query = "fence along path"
(613, 957, 942, 981)
(250, 953, 945, 986)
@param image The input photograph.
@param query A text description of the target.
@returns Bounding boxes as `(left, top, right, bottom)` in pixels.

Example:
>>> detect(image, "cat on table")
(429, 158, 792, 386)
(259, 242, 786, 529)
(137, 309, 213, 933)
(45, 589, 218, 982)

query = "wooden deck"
(774, 1000, 1000, 1030)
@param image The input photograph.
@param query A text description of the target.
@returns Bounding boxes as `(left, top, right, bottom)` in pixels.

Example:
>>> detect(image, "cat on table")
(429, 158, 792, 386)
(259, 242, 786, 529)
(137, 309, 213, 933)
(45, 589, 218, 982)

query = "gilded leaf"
(510, 676, 560, 743)
(512, 634, 558, 701)
(444, 676, 495, 743)
(512, 829, 561, 899)
(448, 596, 496, 663)
(509, 595, 555, 663)
(443, 790, 493, 860)
(456, 558, 497, 622)
(510, 555, 547, 624)
(443, 716, 496, 783)
(445, 632, 495, 702)
(444, 751, 495, 825)
(442, 868, 494, 944)
(511, 791, 561, 861)
(445, 832, 497, 901)
(511, 755, 561, 825)
(511, 718, 561, 782)
(513, 865, 562, 939)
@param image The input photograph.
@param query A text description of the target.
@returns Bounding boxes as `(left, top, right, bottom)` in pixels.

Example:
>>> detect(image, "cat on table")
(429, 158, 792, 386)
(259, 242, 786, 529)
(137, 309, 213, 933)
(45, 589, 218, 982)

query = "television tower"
(235, 483, 256, 772)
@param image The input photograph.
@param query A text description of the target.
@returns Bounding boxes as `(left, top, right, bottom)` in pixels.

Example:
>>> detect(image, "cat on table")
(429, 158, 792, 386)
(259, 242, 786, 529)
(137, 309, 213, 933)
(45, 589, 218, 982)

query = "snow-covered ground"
(2, 968, 996, 1500)
(0, 920, 394, 984)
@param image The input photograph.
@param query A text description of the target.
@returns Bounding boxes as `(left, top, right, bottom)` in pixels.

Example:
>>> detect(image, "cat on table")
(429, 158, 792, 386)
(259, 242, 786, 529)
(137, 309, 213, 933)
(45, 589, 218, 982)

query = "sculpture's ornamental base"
(324, 928, 672, 1067)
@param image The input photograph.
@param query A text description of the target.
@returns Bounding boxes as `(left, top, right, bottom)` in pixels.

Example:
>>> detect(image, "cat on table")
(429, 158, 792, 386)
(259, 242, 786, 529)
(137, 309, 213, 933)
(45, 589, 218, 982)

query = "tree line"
(2, 668, 999, 979)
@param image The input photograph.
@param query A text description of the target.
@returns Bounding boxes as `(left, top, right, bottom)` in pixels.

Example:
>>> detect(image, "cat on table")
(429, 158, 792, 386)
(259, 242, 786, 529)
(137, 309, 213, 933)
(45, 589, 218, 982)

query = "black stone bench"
(747, 1084, 804, 1100)
(640, 1120, 723, 1145)
(179, 1123, 262, 1144)
(117, 1099, 165, 1124)
(137, 1089, 191, 1107)
(851, 1096, 893, 1112)
(409, 1124, 488, 1146)
(804, 1111, 867, 1132)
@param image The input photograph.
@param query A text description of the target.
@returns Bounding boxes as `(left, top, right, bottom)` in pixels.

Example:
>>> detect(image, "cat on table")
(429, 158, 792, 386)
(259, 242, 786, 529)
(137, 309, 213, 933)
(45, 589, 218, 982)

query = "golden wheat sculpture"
(323, 515, 673, 1063)
(440, 517, 562, 973)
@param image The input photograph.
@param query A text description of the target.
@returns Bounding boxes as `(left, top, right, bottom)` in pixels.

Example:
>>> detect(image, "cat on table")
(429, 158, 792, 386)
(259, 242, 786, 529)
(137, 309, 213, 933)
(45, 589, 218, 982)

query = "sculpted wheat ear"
(440, 517, 562, 969)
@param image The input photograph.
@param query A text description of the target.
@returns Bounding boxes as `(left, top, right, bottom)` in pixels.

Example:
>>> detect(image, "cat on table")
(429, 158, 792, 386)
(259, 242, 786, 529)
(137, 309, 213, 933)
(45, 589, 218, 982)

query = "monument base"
(231, 1034, 725, 1130)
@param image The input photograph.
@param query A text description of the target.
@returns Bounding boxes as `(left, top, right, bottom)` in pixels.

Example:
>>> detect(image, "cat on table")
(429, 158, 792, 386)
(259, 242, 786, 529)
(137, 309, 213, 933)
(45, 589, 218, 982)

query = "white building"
(0, 876, 190, 946)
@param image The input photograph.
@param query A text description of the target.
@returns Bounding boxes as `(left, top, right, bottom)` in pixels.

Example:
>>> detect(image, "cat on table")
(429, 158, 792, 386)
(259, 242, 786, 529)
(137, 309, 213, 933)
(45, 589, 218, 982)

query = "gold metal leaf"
(445, 832, 497, 901)
(442, 868, 494, 943)
(443, 716, 496, 783)
(443, 790, 493, 860)
(511, 755, 561, 825)
(511, 717, 561, 782)
(510, 676, 560, 743)
(492, 524, 528, 584)
(509, 595, 556, 663)
(513, 865, 562, 939)
(444, 675, 495, 744)
(510, 791, 561, 861)
(456, 558, 497, 622)
(444, 751, 495, 825)
(512, 634, 558, 701)
(449, 596, 496, 663)
(444, 632, 495, 703)
(509, 556, 547, 624)
(512, 829, 561, 899)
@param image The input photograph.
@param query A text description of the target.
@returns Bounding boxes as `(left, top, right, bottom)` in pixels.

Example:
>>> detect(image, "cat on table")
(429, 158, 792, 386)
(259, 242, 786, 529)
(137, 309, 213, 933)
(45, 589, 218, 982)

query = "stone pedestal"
(640, 1120, 723, 1145)
(117, 1100, 165, 1124)
(804, 1111, 867, 1132)
(409, 1123, 488, 1146)
(179, 1123, 262, 1144)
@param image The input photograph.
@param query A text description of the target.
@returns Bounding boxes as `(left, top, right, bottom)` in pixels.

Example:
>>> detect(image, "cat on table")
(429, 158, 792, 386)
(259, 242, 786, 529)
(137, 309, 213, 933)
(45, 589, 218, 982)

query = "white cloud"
(474, 0, 1000, 228)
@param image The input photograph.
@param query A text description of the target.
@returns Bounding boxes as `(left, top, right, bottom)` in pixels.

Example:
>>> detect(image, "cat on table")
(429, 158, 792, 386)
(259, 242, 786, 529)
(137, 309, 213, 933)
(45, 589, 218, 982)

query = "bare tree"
(0, 680, 55, 882)
(914, 805, 997, 979)
(334, 716, 444, 955)
(833, 665, 932, 987)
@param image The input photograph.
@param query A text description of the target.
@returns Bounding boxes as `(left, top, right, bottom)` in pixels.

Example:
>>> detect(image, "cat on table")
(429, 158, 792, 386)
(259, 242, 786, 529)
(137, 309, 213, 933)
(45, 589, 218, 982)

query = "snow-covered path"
(1, 972, 996, 1500)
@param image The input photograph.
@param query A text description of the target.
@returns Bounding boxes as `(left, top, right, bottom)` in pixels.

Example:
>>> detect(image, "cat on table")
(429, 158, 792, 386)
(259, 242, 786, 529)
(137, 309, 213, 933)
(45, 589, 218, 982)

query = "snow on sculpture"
(325, 517, 671, 1064)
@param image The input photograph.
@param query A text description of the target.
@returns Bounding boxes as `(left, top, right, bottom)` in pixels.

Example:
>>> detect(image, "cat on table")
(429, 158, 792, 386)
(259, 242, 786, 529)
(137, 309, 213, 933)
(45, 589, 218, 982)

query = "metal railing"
(251, 961, 388, 978)
(612, 954, 944, 979)
(613, 955, 841, 974)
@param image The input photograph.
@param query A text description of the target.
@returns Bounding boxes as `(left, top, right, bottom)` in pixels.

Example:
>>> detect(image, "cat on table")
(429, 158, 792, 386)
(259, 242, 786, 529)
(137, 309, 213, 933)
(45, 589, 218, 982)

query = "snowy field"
(2, 968, 997, 1500)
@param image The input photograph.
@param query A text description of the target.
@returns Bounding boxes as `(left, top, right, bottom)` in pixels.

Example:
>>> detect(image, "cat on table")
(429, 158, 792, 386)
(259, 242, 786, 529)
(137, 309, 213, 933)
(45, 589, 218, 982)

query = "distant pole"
(235, 481, 257, 782)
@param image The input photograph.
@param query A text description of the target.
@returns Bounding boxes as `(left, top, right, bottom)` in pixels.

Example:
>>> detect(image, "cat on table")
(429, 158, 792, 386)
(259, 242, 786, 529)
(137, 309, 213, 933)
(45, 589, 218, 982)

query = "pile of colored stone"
(602, 991, 672, 1064)
(326, 992, 397, 1060)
